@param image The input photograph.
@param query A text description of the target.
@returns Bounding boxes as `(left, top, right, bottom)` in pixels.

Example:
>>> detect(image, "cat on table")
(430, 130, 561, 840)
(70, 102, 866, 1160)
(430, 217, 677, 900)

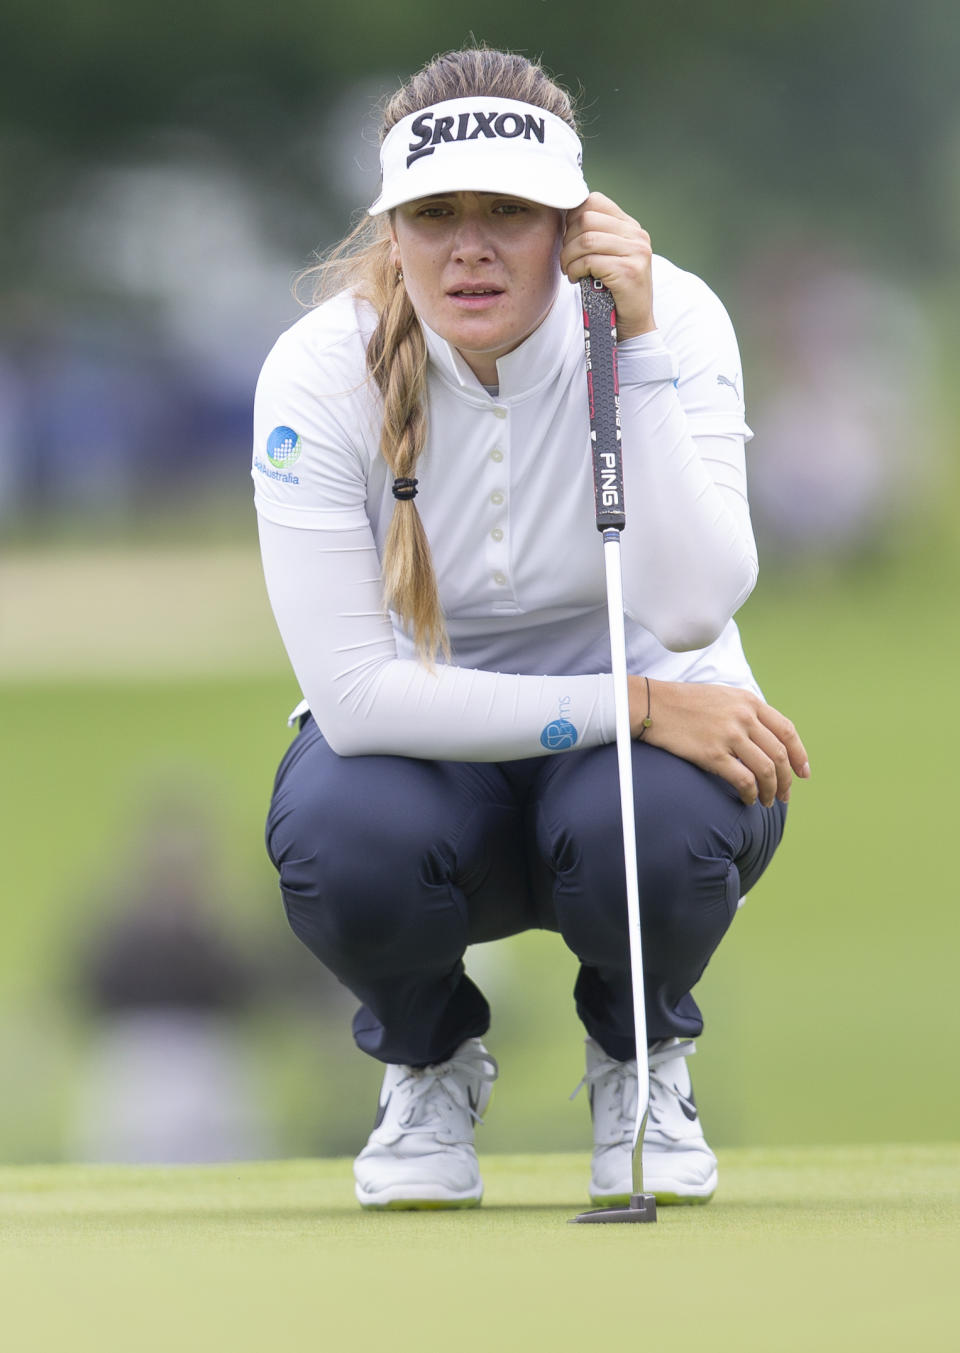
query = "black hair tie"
(392, 477, 419, 501)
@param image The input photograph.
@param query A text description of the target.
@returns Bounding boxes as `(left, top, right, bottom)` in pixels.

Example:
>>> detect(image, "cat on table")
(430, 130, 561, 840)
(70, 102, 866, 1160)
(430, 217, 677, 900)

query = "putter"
(570, 278, 657, 1225)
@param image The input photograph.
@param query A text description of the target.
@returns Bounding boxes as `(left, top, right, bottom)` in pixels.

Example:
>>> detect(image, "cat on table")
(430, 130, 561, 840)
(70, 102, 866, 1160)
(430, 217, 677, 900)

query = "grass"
(2, 1148, 958, 1351)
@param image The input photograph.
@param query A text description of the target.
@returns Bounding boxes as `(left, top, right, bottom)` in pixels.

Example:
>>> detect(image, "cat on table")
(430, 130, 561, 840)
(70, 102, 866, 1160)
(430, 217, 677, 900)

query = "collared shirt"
(253, 257, 760, 759)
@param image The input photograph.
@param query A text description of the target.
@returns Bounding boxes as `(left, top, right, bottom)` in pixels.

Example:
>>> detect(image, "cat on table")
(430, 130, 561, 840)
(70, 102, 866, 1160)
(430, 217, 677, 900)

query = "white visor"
(369, 96, 589, 215)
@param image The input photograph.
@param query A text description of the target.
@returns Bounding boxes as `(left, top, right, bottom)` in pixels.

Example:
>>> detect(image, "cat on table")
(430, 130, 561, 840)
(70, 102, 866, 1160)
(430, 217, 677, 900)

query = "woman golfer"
(255, 47, 809, 1210)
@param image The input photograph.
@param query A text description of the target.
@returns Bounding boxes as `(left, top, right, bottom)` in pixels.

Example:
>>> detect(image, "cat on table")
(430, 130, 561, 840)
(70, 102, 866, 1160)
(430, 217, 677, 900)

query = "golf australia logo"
(267, 425, 302, 468)
(406, 108, 547, 167)
(255, 425, 302, 485)
(540, 695, 578, 751)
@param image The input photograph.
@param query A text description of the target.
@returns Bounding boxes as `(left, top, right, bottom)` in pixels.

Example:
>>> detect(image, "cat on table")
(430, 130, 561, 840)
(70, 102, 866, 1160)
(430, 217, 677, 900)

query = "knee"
(543, 754, 741, 941)
(271, 792, 466, 970)
(636, 808, 742, 945)
(265, 740, 500, 972)
(282, 865, 406, 966)
(275, 822, 443, 949)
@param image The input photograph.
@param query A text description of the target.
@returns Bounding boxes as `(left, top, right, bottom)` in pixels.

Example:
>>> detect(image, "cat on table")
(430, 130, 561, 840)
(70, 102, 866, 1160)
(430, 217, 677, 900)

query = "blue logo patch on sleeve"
(267, 426, 302, 468)
(540, 718, 579, 751)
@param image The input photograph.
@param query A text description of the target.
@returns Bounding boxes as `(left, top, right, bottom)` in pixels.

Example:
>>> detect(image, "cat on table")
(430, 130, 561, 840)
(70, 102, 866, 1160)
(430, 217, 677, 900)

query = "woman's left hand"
(561, 192, 656, 340)
(628, 678, 810, 807)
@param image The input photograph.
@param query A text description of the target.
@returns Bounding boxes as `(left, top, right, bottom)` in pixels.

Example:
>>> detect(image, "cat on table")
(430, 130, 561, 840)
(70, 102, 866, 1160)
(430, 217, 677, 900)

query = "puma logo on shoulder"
(717, 372, 741, 397)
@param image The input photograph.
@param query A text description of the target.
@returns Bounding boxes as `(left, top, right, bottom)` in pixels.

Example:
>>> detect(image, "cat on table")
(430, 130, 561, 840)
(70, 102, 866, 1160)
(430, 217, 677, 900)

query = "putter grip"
(580, 277, 624, 532)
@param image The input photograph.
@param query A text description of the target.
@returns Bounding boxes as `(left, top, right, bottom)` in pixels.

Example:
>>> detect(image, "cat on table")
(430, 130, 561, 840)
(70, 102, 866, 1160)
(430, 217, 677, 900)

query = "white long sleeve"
(257, 513, 615, 759)
(619, 399, 757, 649)
(615, 277, 758, 650)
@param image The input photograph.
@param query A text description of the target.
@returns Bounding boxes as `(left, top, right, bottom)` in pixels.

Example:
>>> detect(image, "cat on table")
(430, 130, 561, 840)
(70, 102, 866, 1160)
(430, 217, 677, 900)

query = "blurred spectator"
(67, 787, 274, 1164)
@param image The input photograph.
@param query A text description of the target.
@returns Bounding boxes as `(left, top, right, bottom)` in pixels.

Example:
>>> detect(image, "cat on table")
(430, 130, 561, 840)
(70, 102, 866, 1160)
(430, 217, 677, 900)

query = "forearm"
(259, 514, 616, 760)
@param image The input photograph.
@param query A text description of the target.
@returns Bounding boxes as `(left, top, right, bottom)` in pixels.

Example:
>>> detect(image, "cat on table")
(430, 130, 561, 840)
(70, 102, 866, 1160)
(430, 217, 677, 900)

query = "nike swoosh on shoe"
(373, 1093, 391, 1130)
(676, 1091, 698, 1122)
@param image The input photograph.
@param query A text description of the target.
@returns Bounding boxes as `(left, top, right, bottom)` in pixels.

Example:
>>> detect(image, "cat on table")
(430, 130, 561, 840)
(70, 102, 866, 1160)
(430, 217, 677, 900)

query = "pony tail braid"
(368, 281, 449, 662)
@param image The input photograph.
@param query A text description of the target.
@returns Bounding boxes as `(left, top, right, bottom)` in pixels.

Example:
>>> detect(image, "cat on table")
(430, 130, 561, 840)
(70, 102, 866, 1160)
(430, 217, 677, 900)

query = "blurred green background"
(2, 1, 958, 1166)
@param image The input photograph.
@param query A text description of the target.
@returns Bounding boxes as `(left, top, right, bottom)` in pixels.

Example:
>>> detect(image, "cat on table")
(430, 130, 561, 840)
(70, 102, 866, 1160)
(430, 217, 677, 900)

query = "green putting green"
(2, 1147, 958, 1352)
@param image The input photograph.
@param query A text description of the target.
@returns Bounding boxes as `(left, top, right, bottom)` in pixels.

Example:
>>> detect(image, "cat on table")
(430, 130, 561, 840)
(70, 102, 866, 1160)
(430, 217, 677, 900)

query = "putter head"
(569, 1193, 658, 1224)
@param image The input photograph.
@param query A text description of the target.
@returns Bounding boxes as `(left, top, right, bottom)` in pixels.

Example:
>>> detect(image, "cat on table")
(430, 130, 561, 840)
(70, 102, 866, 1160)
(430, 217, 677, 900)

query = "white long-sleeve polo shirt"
(253, 255, 761, 760)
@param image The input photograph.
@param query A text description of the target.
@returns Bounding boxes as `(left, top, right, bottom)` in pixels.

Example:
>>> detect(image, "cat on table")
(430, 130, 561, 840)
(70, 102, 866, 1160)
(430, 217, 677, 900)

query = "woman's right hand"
(628, 677, 810, 807)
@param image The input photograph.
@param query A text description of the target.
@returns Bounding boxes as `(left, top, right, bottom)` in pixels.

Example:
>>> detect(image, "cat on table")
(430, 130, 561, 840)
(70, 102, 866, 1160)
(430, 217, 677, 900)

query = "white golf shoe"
(353, 1038, 498, 1210)
(581, 1036, 718, 1206)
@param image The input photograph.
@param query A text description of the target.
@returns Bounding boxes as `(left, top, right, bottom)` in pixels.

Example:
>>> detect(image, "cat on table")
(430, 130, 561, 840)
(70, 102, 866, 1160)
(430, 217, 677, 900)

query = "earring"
(396, 268, 404, 283)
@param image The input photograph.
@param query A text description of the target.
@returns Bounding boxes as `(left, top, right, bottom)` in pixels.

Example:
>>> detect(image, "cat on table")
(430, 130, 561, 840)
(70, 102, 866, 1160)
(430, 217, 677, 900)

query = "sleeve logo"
(267, 426, 302, 468)
(540, 718, 579, 751)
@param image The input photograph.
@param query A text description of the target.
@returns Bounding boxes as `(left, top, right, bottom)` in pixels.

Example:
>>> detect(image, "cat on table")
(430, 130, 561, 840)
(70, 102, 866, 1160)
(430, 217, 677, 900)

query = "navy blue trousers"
(266, 716, 786, 1067)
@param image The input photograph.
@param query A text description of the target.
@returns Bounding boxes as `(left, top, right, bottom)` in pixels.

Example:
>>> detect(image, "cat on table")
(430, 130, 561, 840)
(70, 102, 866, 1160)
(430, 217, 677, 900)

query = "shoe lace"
(395, 1048, 498, 1131)
(648, 1039, 697, 1127)
(569, 1039, 697, 1131)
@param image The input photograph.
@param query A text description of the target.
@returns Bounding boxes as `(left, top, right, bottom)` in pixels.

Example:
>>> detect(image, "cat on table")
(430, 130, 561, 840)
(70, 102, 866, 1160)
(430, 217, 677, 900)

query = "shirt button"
(490, 491, 504, 506)
(491, 528, 504, 542)
(492, 407, 508, 420)
(490, 449, 504, 462)
(493, 571, 507, 585)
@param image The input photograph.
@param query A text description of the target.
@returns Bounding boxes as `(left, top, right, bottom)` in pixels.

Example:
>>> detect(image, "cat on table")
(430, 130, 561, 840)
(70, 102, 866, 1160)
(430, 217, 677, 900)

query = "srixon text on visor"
(405, 110, 546, 167)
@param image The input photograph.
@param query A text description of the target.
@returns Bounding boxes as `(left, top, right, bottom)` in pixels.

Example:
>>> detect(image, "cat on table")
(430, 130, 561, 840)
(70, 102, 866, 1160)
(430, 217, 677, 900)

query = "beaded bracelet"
(637, 675, 652, 740)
